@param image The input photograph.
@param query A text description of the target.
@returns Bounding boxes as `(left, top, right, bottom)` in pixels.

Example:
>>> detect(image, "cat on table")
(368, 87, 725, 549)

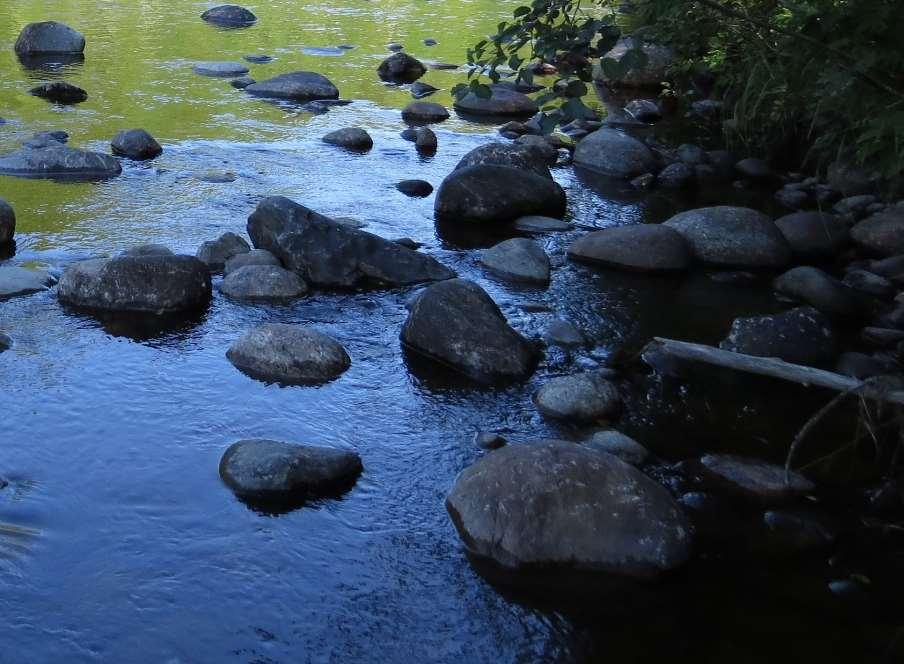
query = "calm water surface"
(0, 2, 900, 662)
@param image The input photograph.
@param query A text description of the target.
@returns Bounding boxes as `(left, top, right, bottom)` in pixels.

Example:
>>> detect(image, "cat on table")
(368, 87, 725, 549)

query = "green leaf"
(600, 57, 626, 80)
(564, 80, 588, 97)
(513, 5, 531, 18)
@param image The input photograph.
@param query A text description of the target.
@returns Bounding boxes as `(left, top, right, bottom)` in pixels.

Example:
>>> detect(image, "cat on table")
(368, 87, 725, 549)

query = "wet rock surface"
(568, 224, 691, 273)
(227, 324, 350, 384)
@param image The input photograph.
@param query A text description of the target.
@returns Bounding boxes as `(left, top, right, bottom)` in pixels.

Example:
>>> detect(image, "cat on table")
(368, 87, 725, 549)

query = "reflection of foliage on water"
(0, 478, 40, 566)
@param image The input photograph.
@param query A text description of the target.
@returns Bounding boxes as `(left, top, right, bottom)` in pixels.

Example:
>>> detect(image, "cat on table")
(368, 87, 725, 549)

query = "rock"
(735, 157, 772, 181)
(453, 84, 538, 116)
(595, 37, 674, 89)
(625, 99, 661, 122)
(201, 5, 257, 27)
(193, 61, 249, 77)
(774, 187, 809, 210)
(514, 215, 572, 233)
(657, 162, 694, 189)
(220, 264, 308, 301)
(322, 127, 373, 151)
(446, 440, 691, 576)
(224, 248, 281, 274)
(534, 372, 621, 422)
(568, 224, 691, 273)
(834, 194, 878, 219)
(400, 279, 539, 383)
(377, 52, 426, 83)
(110, 129, 162, 161)
(227, 324, 350, 384)
(15, 21, 85, 56)
(514, 135, 558, 166)
(475, 432, 506, 450)
(198, 170, 236, 183)
(0, 333, 10, 352)
(773, 266, 871, 320)
(120, 244, 173, 257)
(573, 128, 657, 179)
(775, 211, 848, 260)
(762, 509, 837, 554)
(866, 254, 904, 281)
(843, 269, 894, 299)
(248, 196, 453, 288)
(720, 306, 837, 366)
(827, 160, 875, 197)
(861, 327, 904, 348)
(0, 144, 121, 180)
(480, 238, 550, 285)
(401, 101, 449, 124)
(414, 127, 437, 152)
(543, 319, 586, 348)
(700, 454, 815, 505)
(664, 206, 791, 269)
(58, 255, 211, 314)
(836, 351, 895, 379)
(0, 199, 15, 246)
(396, 179, 433, 197)
(196, 232, 250, 271)
(23, 131, 68, 148)
(691, 99, 722, 120)
(631, 173, 655, 189)
(245, 72, 339, 101)
(851, 208, 904, 257)
(584, 430, 651, 466)
(219, 439, 361, 500)
(706, 150, 735, 180)
(230, 76, 256, 89)
(435, 165, 565, 224)
(387, 42, 404, 52)
(410, 82, 439, 99)
(244, 54, 273, 63)
(455, 142, 551, 179)
(29, 81, 87, 104)
(676, 144, 707, 166)
(424, 38, 437, 46)
(393, 238, 421, 250)
(0, 266, 53, 300)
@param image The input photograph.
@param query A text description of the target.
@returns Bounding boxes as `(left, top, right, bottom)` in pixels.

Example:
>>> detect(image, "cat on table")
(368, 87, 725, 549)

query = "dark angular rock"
(401, 101, 449, 124)
(774, 266, 872, 320)
(455, 142, 551, 179)
(377, 52, 426, 83)
(111, 129, 162, 160)
(196, 232, 250, 271)
(230, 76, 256, 89)
(720, 306, 836, 366)
(410, 82, 439, 99)
(0, 199, 15, 246)
(657, 162, 694, 189)
(322, 127, 373, 151)
(480, 238, 550, 284)
(245, 72, 339, 101)
(224, 248, 280, 274)
(0, 266, 53, 300)
(29, 81, 87, 104)
(201, 5, 257, 27)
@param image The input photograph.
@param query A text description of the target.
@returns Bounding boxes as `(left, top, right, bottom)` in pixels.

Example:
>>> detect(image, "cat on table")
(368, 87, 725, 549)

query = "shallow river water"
(0, 2, 901, 662)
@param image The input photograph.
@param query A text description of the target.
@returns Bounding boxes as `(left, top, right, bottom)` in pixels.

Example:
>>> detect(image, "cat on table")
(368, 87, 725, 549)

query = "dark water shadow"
(231, 475, 361, 517)
(401, 340, 541, 393)
(60, 304, 211, 343)
(0, 241, 15, 261)
(17, 53, 85, 78)
(434, 215, 522, 250)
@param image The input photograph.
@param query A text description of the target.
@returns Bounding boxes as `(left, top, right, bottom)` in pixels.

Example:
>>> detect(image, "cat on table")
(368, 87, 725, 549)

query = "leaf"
(513, 5, 531, 18)
(600, 57, 626, 80)
(561, 97, 598, 121)
(451, 83, 471, 101)
(564, 80, 588, 97)
(471, 81, 493, 99)
(619, 48, 649, 72)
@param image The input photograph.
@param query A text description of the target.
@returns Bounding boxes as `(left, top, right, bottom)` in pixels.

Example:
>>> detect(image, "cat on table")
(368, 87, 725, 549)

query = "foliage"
(458, 0, 904, 181)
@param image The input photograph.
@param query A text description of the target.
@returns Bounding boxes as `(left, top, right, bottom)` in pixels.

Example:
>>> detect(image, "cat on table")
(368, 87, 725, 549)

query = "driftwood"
(642, 337, 904, 406)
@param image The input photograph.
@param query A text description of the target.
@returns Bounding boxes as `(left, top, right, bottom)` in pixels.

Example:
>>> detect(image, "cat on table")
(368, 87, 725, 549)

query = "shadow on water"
(231, 477, 362, 517)
(16, 52, 85, 76)
(59, 304, 211, 343)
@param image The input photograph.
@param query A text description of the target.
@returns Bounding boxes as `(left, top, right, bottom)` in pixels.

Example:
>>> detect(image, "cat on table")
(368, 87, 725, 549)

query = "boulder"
(774, 266, 872, 320)
(322, 127, 373, 151)
(453, 84, 538, 116)
(664, 206, 791, 269)
(568, 224, 691, 273)
(676, 144, 707, 166)
(401, 101, 449, 124)
(446, 441, 692, 576)
(720, 306, 836, 366)
(245, 72, 339, 101)
(774, 187, 809, 211)
(0, 266, 53, 300)
(414, 126, 437, 152)
(480, 238, 550, 284)
(377, 52, 426, 83)
(29, 81, 87, 104)
(230, 76, 256, 89)
(247, 196, 453, 288)
(221, 265, 308, 301)
(120, 244, 173, 257)
(110, 129, 162, 160)
(0, 144, 122, 180)
(58, 255, 212, 314)
(700, 454, 815, 505)
(224, 248, 280, 274)
(400, 279, 539, 383)
(227, 324, 350, 384)
(584, 430, 651, 466)
(851, 208, 904, 257)
(434, 165, 565, 223)
(455, 142, 551, 179)
(220, 439, 361, 501)
(595, 37, 674, 88)
(0, 199, 15, 246)
(475, 432, 506, 450)
(396, 179, 433, 197)
(14, 21, 85, 55)
(625, 99, 661, 123)
(543, 319, 586, 348)
(201, 5, 257, 27)
(514, 135, 558, 166)
(534, 372, 621, 422)
(196, 232, 250, 271)
(573, 128, 657, 179)
(410, 82, 439, 99)
(657, 162, 694, 189)
(827, 160, 875, 197)
(775, 212, 848, 260)
(843, 269, 894, 299)
(735, 157, 772, 181)
(834, 194, 877, 219)
(514, 215, 572, 233)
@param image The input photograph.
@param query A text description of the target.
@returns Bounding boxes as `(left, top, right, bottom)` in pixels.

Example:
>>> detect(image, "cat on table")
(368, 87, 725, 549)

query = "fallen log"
(641, 337, 904, 405)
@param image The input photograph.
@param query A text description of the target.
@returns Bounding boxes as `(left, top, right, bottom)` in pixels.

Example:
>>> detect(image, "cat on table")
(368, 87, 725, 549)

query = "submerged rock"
(446, 441, 691, 576)
(221, 265, 308, 301)
(120, 244, 173, 257)
(480, 238, 550, 284)
(534, 372, 621, 422)
(400, 279, 539, 383)
(110, 129, 162, 161)
(201, 5, 257, 27)
(58, 254, 212, 314)
(0, 266, 53, 300)
(196, 232, 250, 271)
(0, 199, 15, 246)
(514, 215, 572, 233)
(664, 206, 791, 269)
(29, 81, 87, 104)
(247, 196, 453, 288)
(15, 21, 85, 56)
(410, 82, 439, 99)
(322, 127, 373, 151)
(543, 318, 586, 348)
(230, 76, 256, 89)
(720, 306, 836, 366)
(193, 61, 249, 77)
(700, 454, 815, 505)
(434, 165, 565, 223)
(219, 439, 361, 500)
(568, 224, 690, 273)
(573, 128, 657, 179)
(0, 144, 122, 180)
(245, 72, 339, 101)
(377, 52, 426, 83)
(227, 324, 350, 384)
(775, 212, 848, 260)
(453, 84, 538, 116)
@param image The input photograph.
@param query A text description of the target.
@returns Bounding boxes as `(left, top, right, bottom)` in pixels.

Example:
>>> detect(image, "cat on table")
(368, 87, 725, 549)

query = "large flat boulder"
(573, 128, 657, 179)
(446, 441, 692, 576)
(15, 21, 85, 55)
(0, 266, 53, 300)
(851, 208, 904, 257)
(453, 84, 538, 116)
(247, 196, 453, 288)
(245, 72, 339, 101)
(58, 254, 211, 314)
(227, 324, 349, 384)
(400, 278, 539, 383)
(664, 206, 791, 269)
(0, 144, 121, 180)
(568, 224, 690, 272)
